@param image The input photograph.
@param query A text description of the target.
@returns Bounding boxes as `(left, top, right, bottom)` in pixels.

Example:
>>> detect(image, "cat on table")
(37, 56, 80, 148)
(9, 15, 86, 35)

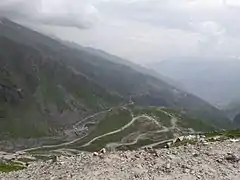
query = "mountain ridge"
(0, 18, 231, 144)
(148, 59, 240, 107)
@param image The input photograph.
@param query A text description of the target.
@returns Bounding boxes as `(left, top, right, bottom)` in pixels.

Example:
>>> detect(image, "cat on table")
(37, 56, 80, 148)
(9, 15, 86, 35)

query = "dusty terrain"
(1, 139, 239, 180)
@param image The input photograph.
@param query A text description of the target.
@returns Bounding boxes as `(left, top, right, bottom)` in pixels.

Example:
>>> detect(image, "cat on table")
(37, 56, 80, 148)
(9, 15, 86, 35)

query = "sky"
(0, 0, 240, 64)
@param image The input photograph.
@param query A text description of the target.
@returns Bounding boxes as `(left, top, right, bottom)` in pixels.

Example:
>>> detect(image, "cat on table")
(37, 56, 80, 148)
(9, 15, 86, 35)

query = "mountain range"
(0, 18, 232, 146)
(148, 58, 240, 108)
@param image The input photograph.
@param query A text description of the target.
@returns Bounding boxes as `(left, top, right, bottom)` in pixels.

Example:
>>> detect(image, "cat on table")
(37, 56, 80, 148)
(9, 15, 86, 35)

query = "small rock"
(192, 152, 199, 157)
(196, 175, 202, 179)
(183, 168, 190, 173)
(50, 176, 58, 180)
(200, 135, 206, 138)
(51, 155, 58, 163)
(225, 153, 239, 163)
(199, 138, 206, 143)
(166, 163, 171, 169)
(229, 139, 239, 143)
(136, 164, 143, 169)
(233, 164, 239, 168)
(99, 154, 104, 159)
(203, 142, 209, 146)
(99, 148, 106, 154)
(190, 169, 195, 175)
(135, 154, 140, 158)
(216, 158, 223, 163)
(178, 136, 185, 142)
(93, 152, 99, 156)
(3, 154, 16, 161)
(185, 135, 195, 140)
(167, 155, 176, 160)
(15, 151, 26, 156)
(162, 163, 172, 173)
(134, 174, 140, 178)
(0, 151, 8, 155)
(144, 147, 153, 152)
(166, 142, 172, 148)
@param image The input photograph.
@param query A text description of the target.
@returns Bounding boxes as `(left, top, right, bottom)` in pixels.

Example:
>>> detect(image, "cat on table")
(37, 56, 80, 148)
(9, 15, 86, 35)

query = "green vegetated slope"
(0, 38, 120, 139)
(206, 129, 240, 139)
(27, 107, 133, 152)
(0, 163, 25, 173)
(69, 107, 216, 152)
(27, 106, 216, 153)
(0, 34, 120, 139)
(0, 18, 231, 141)
(71, 107, 133, 147)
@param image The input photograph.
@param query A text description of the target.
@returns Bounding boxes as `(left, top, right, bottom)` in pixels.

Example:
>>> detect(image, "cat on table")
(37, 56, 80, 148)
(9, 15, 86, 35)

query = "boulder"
(225, 153, 239, 163)
(3, 154, 16, 161)
(166, 142, 172, 148)
(99, 148, 106, 154)
(93, 152, 99, 156)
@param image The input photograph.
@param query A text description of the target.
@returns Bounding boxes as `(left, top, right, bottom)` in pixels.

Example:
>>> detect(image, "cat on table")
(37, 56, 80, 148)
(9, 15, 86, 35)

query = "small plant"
(173, 139, 198, 147)
(0, 163, 25, 173)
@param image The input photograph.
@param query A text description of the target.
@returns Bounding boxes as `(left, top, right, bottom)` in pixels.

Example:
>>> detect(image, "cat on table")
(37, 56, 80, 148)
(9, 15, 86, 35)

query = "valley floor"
(1, 140, 239, 180)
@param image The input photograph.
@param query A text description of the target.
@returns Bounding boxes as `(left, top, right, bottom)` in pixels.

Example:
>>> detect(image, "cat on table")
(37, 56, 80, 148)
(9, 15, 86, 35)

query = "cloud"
(97, 0, 240, 38)
(1, 0, 240, 62)
(0, 0, 99, 28)
(91, 0, 240, 61)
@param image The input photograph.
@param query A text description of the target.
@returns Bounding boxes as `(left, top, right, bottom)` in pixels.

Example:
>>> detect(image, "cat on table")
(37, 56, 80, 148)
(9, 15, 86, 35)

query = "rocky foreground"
(0, 140, 240, 180)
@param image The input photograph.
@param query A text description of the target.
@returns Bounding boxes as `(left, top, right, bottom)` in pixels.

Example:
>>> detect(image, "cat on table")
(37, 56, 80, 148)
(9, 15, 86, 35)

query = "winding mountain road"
(105, 110, 179, 149)
(82, 114, 157, 147)
(22, 102, 134, 152)
(21, 105, 179, 153)
(83, 110, 177, 148)
(106, 128, 171, 149)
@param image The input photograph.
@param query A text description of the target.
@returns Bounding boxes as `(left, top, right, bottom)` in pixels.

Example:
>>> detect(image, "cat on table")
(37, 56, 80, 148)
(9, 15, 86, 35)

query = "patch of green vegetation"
(33, 108, 132, 152)
(161, 108, 214, 132)
(78, 123, 139, 152)
(173, 139, 198, 147)
(73, 108, 132, 145)
(161, 108, 182, 118)
(0, 100, 50, 139)
(117, 138, 156, 151)
(153, 141, 170, 149)
(38, 72, 71, 112)
(32, 154, 56, 161)
(0, 163, 25, 173)
(206, 129, 240, 139)
(149, 131, 175, 141)
(177, 116, 214, 132)
(17, 158, 36, 163)
(79, 115, 165, 152)
(132, 107, 172, 127)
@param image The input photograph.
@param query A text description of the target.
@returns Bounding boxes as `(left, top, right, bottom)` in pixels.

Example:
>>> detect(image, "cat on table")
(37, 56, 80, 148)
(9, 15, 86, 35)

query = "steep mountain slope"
(0, 18, 231, 140)
(0, 36, 120, 139)
(148, 59, 240, 107)
(223, 100, 240, 120)
(63, 42, 184, 89)
(234, 114, 240, 127)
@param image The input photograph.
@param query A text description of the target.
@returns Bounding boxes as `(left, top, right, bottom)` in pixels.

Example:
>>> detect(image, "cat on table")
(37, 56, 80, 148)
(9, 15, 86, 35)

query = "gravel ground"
(0, 140, 239, 180)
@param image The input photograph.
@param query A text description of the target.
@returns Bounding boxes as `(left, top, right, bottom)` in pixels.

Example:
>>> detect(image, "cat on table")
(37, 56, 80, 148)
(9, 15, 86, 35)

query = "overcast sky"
(1, 0, 240, 64)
